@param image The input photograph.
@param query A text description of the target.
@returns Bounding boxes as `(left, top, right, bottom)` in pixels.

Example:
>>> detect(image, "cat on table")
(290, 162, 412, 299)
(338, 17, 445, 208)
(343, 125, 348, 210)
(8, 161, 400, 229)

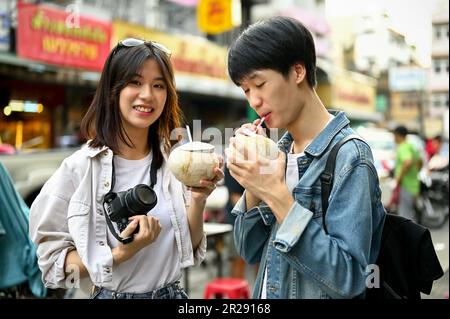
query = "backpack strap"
(320, 134, 365, 234)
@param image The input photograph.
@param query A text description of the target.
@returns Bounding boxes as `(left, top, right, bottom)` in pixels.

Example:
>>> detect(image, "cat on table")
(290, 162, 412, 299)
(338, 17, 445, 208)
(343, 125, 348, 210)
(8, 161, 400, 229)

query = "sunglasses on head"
(112, 38, 172, 57)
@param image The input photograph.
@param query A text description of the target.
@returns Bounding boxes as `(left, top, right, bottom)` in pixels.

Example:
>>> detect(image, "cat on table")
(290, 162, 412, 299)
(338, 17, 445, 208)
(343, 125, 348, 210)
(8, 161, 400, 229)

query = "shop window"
(435, 27, 441, 39)
(434, 60, 441, 74)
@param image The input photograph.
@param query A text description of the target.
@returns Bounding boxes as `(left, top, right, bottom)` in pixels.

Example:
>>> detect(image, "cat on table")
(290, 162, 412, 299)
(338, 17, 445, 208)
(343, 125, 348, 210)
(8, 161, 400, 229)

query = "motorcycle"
(415, 155, 449, 229)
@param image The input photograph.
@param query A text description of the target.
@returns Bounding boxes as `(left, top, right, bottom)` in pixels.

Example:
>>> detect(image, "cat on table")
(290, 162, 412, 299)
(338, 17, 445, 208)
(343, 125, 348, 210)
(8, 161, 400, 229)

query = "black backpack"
(320, 135, 444, 299)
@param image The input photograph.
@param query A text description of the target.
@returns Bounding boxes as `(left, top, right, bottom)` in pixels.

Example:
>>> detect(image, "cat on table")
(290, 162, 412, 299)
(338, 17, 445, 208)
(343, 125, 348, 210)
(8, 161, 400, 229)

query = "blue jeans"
(90, 281, 188, 299)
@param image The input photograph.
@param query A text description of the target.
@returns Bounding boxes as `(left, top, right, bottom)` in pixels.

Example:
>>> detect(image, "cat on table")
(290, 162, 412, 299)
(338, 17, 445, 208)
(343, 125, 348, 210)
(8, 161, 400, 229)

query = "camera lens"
(126, 184, 157, 214)
(136, 185, 156, 205)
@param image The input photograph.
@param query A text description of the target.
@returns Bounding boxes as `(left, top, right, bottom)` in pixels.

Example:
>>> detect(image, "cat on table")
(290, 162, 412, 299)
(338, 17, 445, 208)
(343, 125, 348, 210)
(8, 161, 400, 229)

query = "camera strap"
(109, 152, 158, 190)
(103, 200, 133, 244)
(103, 152, 158, 244)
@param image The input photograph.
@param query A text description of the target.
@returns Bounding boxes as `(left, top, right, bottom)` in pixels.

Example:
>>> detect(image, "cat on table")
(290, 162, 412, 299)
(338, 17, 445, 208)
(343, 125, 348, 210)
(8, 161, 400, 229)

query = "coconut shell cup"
(168, 142, 220, 187)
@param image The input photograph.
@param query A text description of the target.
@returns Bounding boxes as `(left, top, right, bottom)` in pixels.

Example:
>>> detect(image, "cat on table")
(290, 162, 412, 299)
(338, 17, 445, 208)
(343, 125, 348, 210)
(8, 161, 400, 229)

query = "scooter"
(415, 155, 449, 229)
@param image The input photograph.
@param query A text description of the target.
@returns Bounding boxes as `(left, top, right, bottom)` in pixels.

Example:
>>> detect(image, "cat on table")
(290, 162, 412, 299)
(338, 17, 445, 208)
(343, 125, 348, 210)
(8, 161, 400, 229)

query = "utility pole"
(241, 0, 252, 30)
(417, 90, 426, 138)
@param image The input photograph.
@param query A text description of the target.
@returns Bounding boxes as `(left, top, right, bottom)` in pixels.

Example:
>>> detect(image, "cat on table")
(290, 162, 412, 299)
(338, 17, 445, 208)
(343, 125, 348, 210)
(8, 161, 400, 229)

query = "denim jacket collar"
(278, 111, 350, 157)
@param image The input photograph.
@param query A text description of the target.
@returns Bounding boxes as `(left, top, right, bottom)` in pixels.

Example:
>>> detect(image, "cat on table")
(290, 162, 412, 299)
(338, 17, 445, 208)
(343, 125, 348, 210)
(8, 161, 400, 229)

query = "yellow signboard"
(389, 91, 420, 123)
(197, 0, 234, 35)
(112, 20, 228, 80)
(332, 71, 376, 114)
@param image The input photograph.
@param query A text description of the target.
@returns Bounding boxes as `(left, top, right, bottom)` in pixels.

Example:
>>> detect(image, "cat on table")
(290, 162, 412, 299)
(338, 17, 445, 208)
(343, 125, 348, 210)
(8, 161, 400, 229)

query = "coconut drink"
(233, 133, 279, 160)
(168, 141, 220, 187)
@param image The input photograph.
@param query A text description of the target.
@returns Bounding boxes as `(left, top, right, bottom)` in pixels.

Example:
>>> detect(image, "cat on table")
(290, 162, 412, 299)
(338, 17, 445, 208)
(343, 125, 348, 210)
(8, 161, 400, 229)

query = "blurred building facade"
(0, 0, 250, 150)
(1, 0, 444, 150)
(250, 0, 382, 126)
(328, 7, 436, 136)
(429, 0, 449, 139)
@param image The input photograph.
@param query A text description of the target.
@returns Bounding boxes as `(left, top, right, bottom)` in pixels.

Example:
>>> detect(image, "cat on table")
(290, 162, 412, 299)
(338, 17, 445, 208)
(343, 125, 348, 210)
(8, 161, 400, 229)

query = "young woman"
(225, 17, 386, 299)
(29, 38, 223, 299)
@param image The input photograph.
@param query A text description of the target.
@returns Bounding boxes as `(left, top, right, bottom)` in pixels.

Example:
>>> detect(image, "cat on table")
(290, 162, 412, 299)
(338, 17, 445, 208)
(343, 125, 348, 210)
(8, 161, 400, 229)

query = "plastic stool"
(204, 278, 250, 299)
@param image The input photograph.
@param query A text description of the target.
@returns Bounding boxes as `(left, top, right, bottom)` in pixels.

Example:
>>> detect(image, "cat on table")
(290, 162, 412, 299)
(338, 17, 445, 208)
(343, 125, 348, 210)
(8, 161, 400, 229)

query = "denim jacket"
(29, 143, 206, 289)
(232, 112, 386, 299)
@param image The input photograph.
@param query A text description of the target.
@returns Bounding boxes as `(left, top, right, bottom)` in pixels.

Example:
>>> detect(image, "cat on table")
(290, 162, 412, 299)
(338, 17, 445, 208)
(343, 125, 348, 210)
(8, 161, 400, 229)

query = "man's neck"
(287, 89, 331, 154)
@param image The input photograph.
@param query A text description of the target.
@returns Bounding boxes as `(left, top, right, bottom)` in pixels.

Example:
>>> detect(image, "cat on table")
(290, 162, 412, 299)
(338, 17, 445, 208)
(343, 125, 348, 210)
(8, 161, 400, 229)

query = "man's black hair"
(228, 16, 317, 88)
(393, 125, 408, 137)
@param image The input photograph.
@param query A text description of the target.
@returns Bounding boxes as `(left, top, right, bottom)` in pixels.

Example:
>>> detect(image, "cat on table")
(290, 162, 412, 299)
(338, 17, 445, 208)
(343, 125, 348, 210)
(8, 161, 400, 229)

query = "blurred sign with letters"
(0, 7, 9, 52)
(389, 67, 428, 92)
(197, 0, 238, 35)
(17, 3, 112, 71)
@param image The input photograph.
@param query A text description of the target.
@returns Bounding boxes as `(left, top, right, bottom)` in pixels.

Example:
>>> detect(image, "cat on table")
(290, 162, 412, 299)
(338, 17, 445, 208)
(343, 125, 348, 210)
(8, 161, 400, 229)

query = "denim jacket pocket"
(67, 201, 90, 258)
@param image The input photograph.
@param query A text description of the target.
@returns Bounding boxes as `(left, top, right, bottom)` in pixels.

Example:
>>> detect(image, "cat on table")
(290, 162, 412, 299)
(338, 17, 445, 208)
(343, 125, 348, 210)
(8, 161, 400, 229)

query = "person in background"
(393, 125, 422, 222)
(0, 162, 47, 298)
(425, 135, 443, 161)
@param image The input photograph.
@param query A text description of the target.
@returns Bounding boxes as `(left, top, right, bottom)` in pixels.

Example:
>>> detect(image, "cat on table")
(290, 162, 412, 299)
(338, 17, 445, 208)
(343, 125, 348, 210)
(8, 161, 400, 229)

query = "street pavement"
(422, 218, 449, 299)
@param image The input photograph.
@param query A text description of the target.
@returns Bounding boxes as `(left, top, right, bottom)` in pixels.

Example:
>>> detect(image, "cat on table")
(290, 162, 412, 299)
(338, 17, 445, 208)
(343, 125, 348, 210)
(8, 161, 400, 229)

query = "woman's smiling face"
(118, 58, 167, 134)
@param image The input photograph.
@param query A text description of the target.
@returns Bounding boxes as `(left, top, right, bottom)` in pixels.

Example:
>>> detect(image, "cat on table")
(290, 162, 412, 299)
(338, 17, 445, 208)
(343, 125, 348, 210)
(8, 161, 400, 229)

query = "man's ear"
(293, 63, 306, 84)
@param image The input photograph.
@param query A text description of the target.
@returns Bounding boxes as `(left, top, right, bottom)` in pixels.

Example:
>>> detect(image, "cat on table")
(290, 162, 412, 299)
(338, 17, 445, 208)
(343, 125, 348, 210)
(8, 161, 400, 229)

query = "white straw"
(186, 125, 193, 143)
(254, 116, 266, 132)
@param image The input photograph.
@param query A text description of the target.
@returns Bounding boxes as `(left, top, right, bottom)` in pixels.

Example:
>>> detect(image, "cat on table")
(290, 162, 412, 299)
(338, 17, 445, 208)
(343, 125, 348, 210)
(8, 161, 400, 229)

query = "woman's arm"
(64, 215, 161, 279)
(29, 163, 77, 289)
(186, 197, 206, 251)
(64, 249, 89, 279)
(186, 166, 224, 251)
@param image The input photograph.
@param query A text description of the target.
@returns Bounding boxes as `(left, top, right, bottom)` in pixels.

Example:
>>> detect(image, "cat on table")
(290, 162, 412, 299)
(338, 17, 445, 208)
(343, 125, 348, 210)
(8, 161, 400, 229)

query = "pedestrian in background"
(225, 16, 386, 299)
(29, 38, 223, 299)
(393, 125, 422, 222)
(425, 135, 443, 161)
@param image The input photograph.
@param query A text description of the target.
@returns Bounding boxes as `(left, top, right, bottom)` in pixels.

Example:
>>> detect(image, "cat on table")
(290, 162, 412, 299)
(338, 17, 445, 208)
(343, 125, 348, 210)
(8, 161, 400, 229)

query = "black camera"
(103, 184, 157, 239)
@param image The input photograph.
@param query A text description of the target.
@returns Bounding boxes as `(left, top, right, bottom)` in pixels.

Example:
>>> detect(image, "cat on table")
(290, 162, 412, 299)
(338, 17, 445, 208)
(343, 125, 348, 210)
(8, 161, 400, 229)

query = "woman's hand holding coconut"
(168, 141, 224, 196)
(189, 156, 224, 203)
(168, 141, 224, 251)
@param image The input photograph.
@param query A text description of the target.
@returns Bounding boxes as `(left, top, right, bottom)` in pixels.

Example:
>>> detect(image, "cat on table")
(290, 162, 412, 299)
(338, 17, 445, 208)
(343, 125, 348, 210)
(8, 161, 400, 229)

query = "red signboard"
(17, 3, 112, 71)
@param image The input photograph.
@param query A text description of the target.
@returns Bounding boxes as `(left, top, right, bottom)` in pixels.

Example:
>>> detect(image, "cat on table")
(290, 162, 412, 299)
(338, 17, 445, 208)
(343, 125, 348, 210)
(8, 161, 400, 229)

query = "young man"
(225, 16, 386, 299)
(393, 125, 421, 222)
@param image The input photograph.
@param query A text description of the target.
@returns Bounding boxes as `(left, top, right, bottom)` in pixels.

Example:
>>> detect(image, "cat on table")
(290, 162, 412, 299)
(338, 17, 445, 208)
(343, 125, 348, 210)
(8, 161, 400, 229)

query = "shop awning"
(334, 108, 385, 123)
(0, 52, 57, 72)
(0, 52, 245, 99)
(176, 74, 245, 100)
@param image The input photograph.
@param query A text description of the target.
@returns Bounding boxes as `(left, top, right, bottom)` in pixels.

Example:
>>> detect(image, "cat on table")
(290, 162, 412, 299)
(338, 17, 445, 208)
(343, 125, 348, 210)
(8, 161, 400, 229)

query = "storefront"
(388, 67, 430, 135)
(389, 91, 423, 133)
(317, 68, 382, 126)
(1, 5, 249, 150)
(0, 3, 111, 150)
